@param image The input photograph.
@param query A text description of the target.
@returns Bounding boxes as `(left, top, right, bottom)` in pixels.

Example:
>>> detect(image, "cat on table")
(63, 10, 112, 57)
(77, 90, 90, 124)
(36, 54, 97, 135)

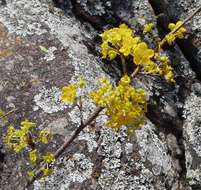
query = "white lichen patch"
(97, 127, 122, 158)
(43, 46, 57, 62)
(68, 98, 96, 125)
(78, 130, 98, 152)
(183, 92, 201, 185)
(96, 127, 154, 189)
(125, 142, 133, 154)
(183, 92, 201, 157)
(186, 169, 201, 185)
(34, 153, 93, 190)
(98, 159, 155, 190)
(34, 86, 67, 114)
(135, 121, 172, 175)
(0, 0, 49, 36)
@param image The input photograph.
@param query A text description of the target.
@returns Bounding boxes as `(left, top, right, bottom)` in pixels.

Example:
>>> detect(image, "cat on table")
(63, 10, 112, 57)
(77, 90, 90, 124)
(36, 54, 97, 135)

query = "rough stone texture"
(0, 0, 201, 190)
(183, 91, 201, 187)
(150, 0, 201, 188)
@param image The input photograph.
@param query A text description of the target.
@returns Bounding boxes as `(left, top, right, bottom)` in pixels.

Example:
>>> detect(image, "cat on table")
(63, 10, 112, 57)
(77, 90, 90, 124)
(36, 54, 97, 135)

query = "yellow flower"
(168, 21, 187, 38)
(89, 78, 112, 107)
(158, 55, 175, 83)
(4, 125, 15, 148)
(159, 56, 169, 63)
(29, 149, 38, 165)
(27, 171, 35, 177)
(166, 20, 187, 44)
(4, 120, 36, 153)
(108, 50, 117, 60)
(42, 166, 52, 176)
(143, 23, 154, 34)
(165, 34, 176, 45)
(61, 84, 77, 104)
(77, 78, 86, 89)
(101, 24, 140, 59)
(4, 126, 28, 153)
(143, 60, 160, 74)
(21, 120, 36, 133)
(13, 137, 28, 153)
(163, 66, 175, 83)
(43, 152, 55, 164)
(119, 75, 130, 86)
(133, 42, 155, 65)
(101, 41, 109, 59)
(90, 76, 147, 130)
(119, 36, 140, 57)
(39, 130, 51, 144)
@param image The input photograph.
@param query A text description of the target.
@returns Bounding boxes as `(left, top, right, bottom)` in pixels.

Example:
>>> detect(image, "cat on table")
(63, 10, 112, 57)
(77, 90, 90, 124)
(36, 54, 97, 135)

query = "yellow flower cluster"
(4, 119, 55, 178)
(101, 24, 175, 83)
(29, 149, 38, 165)
(143, 23, 154, 34)
(27, 151, 55, 177)
(158, 55, 175, 83)
(101, 24, 140, 59)
(61, 84, 77, 104)
(4, 120, 53, 153)
(41, 166, 53, 176)
(133, 42, 160, 74)
(90, 75, 147, 130)
(165, 21, 187, 44)
(41, 152, 55, 176)
(39, 130, 51, 144)
(61, 79, 86, 104)
(4, 120, 36, 153)
(43, 152, 55, 163)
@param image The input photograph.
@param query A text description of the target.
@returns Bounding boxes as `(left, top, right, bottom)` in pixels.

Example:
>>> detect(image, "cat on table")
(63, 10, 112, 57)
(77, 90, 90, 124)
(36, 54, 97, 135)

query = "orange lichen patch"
(0, 49, 12, 58)
(0, 22, 25, 59)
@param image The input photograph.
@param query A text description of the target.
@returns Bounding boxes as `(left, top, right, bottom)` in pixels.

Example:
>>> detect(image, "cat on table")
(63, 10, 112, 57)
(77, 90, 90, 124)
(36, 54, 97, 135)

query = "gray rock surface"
(0, 0, 200, 190)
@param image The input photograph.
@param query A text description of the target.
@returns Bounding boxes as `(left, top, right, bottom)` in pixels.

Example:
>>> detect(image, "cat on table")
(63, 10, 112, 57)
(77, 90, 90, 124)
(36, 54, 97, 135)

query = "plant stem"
(120, 54, 127, 75)
(26, 107, 103, 187)
(77, 97, 84, 125)
(131, 66, 141, 78)
(0, 108, 18, 119)
(158, 5, 201, 49)
(54, 107, 103, 158)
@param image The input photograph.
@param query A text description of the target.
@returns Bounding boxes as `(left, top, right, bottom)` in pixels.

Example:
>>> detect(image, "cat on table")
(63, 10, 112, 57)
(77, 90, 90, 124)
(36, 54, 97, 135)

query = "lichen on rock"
(183, 92, 201, 186)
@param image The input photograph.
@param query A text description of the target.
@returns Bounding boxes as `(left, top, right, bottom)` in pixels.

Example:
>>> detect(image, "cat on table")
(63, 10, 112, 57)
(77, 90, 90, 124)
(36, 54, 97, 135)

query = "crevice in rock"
(148, 0, 201, 81)
(53, 0, 121, 31)
(0, 0, 6, 6)
(148, 0, 199, 185)
(147, 102, 187, 178)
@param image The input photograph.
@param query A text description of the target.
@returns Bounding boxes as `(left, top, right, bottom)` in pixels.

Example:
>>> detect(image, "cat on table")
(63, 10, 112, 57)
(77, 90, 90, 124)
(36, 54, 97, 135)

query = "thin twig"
(0, 108, 18, 119)
(54, 107, 103, 158)
(26, 107, 103, 187)
(77, 96, 84, 125)
(120, 54, 127, 75)
(159, 5, 201, 49)
(131, 66, 141, 78)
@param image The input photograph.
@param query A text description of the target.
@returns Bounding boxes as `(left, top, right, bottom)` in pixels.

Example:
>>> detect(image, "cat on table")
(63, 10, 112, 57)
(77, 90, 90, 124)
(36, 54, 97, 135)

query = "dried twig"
(131, 66, 141, 78)
(0, 108, 18, 120)
(26, 107, 103, 187)
(120, 54, 127, 75)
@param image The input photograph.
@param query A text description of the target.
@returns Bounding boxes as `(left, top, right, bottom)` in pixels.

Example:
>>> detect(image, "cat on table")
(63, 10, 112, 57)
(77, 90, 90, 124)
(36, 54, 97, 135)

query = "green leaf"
(39, 46, 49, 53)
